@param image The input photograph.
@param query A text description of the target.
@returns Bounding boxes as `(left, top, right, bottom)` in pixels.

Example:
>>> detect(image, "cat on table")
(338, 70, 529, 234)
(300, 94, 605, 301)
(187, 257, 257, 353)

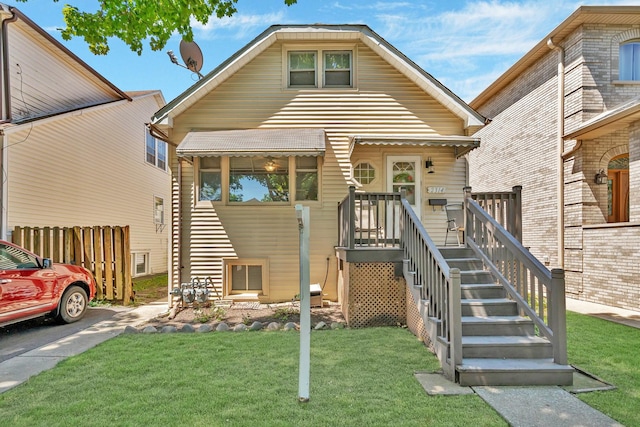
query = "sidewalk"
(566, 297, 640, 329)
(0, 301, 168, 394)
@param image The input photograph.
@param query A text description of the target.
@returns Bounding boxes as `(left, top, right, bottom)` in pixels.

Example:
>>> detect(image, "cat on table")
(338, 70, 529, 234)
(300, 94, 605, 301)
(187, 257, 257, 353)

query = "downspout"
(1, 7, 18, 123)
(0, 8, 17, 240)
(176, 157, 182, 292)
(547, 38, 565, 268)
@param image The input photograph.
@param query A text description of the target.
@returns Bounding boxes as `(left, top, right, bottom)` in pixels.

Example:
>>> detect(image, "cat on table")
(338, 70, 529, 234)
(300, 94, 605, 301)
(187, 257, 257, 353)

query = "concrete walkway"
(0, 301, 168, 394)
(413, 298, 639, 427)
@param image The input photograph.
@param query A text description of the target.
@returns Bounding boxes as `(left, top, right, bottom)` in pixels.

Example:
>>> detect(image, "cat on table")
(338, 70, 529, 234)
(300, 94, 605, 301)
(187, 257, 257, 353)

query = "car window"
(0, 244, 39, 269)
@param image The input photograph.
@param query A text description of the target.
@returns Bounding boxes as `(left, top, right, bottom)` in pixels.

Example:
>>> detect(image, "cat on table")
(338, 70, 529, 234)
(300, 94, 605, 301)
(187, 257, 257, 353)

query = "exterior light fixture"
(425, 157, 435, 174)
(595, 169, 608, 185)
(264, 158, 277, 172)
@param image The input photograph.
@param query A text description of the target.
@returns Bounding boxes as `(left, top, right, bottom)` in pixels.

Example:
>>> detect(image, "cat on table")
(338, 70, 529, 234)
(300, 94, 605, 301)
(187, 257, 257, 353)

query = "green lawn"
(0, 328, 504, 426)
(567, 311, 640, 426)
(1, 311, 638, 426)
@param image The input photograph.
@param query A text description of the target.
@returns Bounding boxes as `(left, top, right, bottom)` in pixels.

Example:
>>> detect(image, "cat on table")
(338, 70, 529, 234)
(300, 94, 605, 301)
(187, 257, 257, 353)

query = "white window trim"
(282, 43, 358, 90)
(153, 195, 164, 225)
(131, 251, 150, 277)
(196, 157, 223, 204)
(223, 258, 269, 298)
(145, 128, 168, 171)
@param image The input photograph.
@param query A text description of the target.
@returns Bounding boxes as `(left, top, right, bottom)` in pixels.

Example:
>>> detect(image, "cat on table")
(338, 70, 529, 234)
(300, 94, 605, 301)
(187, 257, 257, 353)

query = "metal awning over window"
(349, 134, 480, 158)
(177, 128, 326, 157)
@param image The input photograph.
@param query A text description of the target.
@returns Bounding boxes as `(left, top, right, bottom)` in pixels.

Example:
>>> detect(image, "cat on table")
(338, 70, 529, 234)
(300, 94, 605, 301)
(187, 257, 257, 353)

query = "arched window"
(607, 154, 629, 223)
(619, 41, 640, 80)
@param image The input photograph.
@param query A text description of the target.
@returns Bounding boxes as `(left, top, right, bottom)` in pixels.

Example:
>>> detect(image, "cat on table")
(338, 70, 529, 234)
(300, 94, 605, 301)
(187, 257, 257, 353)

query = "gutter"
(547, 38, 565, 269)
(1, 6, 17, 122)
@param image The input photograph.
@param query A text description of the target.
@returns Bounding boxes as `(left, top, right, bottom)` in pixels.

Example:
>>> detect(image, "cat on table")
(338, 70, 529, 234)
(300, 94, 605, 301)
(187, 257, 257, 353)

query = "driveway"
(0, 305, 137, 363)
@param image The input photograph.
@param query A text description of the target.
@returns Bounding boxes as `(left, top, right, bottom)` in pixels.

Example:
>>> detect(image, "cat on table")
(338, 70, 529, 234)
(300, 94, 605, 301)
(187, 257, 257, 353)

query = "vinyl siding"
(170, 40, 469, 301)
(7, 94, 170, 275)
(7, 20, 121, 122)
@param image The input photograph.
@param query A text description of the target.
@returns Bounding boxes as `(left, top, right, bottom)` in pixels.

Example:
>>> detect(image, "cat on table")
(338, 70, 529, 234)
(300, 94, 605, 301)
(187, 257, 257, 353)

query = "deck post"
(550, 268, 567, 365)
(296, 204, 311, 402)
(448, 268, 462, 381)
(348, 186, 356, 250)
(463, 187, 472, 245)
(512, 185, 523, 243)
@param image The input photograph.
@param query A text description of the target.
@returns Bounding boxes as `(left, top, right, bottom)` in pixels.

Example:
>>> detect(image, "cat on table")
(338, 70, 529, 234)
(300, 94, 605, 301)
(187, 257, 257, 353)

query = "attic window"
(286, 46, 355, 89)
(324, 51, 352, 87)
(289, 51, 316, 87)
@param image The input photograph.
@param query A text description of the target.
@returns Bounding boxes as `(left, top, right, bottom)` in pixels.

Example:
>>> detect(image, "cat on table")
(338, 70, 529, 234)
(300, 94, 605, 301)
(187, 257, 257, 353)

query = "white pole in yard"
(296, 204, 311, 402)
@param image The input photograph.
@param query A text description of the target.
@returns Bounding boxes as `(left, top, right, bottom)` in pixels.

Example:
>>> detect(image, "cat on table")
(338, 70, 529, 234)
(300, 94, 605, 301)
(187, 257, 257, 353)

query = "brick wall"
(471, 22, 640, 311)
(582, 224, 640, 311)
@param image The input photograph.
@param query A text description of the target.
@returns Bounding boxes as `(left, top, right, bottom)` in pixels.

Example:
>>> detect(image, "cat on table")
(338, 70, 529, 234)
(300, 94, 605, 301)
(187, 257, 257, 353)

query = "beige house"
(151, 24, 484, 303)
(0, 5, 170, 277)
(469, 6, 640, 312)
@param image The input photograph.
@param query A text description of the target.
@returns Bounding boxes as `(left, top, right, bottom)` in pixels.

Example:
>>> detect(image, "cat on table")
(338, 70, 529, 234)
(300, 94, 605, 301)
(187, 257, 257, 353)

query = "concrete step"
(461, 315, 535, 336)
(461, 284, 506, 299)
(457, 358, 574, 386)
(461, 335, 553, 359)
(446, 258, 484, 271)
(461, 270, 495, 284)
(461, 298, 518, 316)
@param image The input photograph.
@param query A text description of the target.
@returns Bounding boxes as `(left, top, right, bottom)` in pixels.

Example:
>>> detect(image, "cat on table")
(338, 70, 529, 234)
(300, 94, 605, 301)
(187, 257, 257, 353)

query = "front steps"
(439, 247, 573, 386)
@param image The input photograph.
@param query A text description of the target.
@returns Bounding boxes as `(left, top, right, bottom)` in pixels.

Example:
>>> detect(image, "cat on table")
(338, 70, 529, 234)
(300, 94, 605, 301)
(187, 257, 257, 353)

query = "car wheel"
(56, 285, 88, 324)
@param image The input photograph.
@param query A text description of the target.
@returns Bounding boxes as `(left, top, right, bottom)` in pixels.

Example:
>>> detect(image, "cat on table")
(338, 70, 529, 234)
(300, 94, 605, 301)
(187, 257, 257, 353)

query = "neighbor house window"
(324, 51, 352, 87)
(619, 41, 640, 80)
(131, 252, 149, 277)
(146, 129, 167, 170)
(229, 156, 289, 202)
(353, 162, 376, 184)
(199, 157, 222, 201)
(154, 196, 164, 224)
(295, 157, 318, 201)
(289, 51, 316, 87)
(224, 259, 268, 296)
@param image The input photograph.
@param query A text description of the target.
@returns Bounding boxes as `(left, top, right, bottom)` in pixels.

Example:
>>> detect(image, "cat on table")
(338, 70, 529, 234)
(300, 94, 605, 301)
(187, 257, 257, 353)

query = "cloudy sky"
(14, 0, 640, 102)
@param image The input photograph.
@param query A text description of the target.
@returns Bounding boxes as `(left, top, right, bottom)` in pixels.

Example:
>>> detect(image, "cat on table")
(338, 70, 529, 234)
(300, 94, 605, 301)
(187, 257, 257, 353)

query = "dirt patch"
(143, 301, 346, 328)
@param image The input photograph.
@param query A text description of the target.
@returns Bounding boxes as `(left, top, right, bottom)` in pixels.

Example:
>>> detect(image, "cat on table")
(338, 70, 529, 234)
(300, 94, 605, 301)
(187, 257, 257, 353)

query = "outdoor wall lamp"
(595, 169, 608, 185)
(425, 157, 435, 174)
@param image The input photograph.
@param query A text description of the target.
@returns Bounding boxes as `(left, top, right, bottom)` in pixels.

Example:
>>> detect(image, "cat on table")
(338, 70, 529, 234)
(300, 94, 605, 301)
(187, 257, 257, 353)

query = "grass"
(567, 311, 640, 426)
(0, 328, 505, 427)
(1, 309, 639, 426)
(131, 274, 168, 305)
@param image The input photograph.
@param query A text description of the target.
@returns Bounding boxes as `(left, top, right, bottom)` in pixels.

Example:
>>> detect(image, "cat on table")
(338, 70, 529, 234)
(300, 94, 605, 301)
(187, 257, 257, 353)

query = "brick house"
(469, 6, 640, 311)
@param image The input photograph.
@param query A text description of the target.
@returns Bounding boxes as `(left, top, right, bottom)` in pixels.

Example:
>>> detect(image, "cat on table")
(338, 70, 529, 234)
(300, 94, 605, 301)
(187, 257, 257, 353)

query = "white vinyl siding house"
(0, 5, 170, 279)
(153, 25, 483, 303)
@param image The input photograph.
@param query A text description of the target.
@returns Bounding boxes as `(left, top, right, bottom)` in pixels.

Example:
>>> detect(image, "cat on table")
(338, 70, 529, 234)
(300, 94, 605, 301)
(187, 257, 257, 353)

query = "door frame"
(386, 155, 422, 219)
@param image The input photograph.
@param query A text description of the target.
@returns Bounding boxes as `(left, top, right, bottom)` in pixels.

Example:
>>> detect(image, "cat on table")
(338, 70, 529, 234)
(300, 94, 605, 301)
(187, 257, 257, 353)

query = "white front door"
(387, 155, 421, 219)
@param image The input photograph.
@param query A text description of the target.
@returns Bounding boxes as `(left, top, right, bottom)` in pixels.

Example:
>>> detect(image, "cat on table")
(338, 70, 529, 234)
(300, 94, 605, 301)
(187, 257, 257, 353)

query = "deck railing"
(470, 186, 522, 243)
(337, 186, 401, 249)
(463, 188, 567, 364)
(399, 198, 461, 380)
(337, 187, 461, 378)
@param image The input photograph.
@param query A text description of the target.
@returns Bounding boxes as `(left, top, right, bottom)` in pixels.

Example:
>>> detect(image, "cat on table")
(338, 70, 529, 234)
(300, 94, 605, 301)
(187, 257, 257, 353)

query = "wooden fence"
(12, 225, 132, 304)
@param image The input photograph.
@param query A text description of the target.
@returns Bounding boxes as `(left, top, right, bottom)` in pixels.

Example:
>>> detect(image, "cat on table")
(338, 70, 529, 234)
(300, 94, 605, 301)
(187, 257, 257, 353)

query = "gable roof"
(152, 24, 484, 129)
(471, 6, 640, 110)
(0, 4, 131, 124)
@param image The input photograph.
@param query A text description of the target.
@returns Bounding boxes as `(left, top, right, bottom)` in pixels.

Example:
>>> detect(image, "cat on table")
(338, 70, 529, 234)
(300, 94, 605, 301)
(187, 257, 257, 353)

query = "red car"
(0, 240, 96, 327)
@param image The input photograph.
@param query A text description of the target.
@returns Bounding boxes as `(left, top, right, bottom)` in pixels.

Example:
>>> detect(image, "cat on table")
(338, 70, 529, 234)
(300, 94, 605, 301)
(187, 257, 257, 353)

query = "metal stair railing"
(463, 190, 567, 365)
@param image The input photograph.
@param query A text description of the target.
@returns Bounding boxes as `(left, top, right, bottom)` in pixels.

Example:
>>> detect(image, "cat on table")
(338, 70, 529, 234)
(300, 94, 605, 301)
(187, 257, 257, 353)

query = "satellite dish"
(179, 39, 204, 74)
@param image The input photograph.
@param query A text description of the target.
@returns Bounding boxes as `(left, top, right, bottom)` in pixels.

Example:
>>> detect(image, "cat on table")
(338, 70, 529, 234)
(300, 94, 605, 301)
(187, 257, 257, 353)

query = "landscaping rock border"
(124, 320, 347, 334)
